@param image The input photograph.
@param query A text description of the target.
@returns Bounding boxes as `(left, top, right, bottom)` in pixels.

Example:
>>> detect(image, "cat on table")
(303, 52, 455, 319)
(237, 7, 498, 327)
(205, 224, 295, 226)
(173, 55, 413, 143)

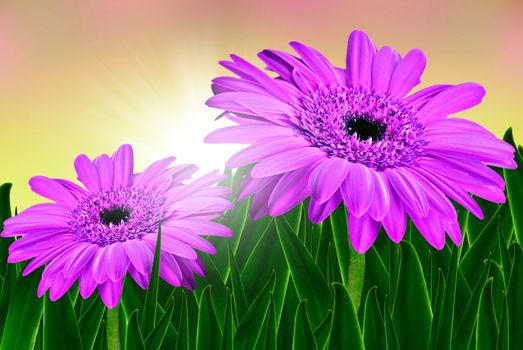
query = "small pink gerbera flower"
(1, 144, 233, 308)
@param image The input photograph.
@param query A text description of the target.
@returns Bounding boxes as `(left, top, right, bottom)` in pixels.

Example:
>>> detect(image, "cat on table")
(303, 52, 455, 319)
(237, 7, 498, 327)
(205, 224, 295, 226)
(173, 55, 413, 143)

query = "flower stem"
(348, 250, 366, 311)
(107, 306, 121, 350)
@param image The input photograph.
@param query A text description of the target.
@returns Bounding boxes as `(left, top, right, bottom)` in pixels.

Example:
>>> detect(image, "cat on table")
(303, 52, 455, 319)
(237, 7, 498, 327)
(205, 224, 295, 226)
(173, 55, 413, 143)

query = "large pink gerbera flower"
(1, 145, 233, 307)
(205, 30, 516, 253)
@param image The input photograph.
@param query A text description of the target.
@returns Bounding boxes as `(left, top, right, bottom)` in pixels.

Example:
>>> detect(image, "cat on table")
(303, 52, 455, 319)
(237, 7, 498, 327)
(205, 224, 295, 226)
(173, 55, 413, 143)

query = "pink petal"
(251, 147, 325, 178)
(105, 242, 130, 282)
(268, 165, 313, 216)
(94, 154, 114, 188)
(348, 213, 381, 253)
(384, 168, 429, 217)
(346, 30, 376, 88)
(308, 191, 342, 224)
(98, 279, 123, 309)
(124, 239, 153, 275)
(205, 124, 295, 144)
(29, 176, 78, 208)
(309, 157, 350, 204)
(417, 83, 486, 122)
(371, 46, 400, 92)
(112, 144, 134, 188)
(388, 49, 426, 98)
(290, 41, 344, 86)
(74, 154, 101, 191)
(341, 163, 375, 217)
(382, 187, 406, 243)
(367, 170, 390, 221)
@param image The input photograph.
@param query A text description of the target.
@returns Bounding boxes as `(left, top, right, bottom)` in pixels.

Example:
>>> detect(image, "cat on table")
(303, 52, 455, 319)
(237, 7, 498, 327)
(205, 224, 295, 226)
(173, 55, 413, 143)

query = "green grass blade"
(362, 286, 385, 350)
(220, 289, 235, 350)
(329, 205, 350, 286)
(392, 241, 432, 350)
(144, 297, 174, 350)
(476, 278, 498, 350)
(78, 296, 106, 350)
(507, 243, 523, 349)
(292, 301, 318, 350)
(140, 222, 162, 337)
(227, 242, 248, 320)
(327, 283, 364, 350)
(275, 216, 332, 327)
(126, 309, 146, 350)
(196, 286, 222, 350)
(43, 293, 82, 350)
(503, 128, 523, 244)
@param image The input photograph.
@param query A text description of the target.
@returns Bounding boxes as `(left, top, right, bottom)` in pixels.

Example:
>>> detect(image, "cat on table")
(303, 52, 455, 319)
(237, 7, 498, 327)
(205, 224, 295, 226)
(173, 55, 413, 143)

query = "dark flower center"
(344, 115, 387, 141)
(99, 207, 131, 226)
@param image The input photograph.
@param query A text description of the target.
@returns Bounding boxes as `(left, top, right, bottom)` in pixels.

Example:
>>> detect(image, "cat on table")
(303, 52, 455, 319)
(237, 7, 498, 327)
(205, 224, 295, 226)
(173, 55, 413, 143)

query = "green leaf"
(383, 296, 400, 350)
(126, 310, 146, 350)
(227, 242, 248, 320)
(256, 294, 276, 350)
(43, 292, 82, 350)
(329, 205, 350, 286)
(92, 321, 107, 350)
(220, 289, 235, 350)
(275, 216, 331, 327)
(454, 257, 492, 349)
(476, 278, 498, 350)
(196, 285, 222, 350)
(362, 286, 385, 350)
(141, 222, 162, 337)
(78, 295, 106, 350)
(461, 205, 508, 287)
(0, 183, 12, 278)
(496, 293, 509, 350)
(313, 310, 332, 350)
(503, 128, 523, 244)
(0, 271, 43, 350)
(507, 243, 523, 349)
(234, 272, 275, 350)
(175, 292, 190, 350)
(292, 301, 318, 350)
(392, 241, 432, 350)
(328, 283, 364, 350)
(144, 297, 174, 350)
(429, 245, 460, 350)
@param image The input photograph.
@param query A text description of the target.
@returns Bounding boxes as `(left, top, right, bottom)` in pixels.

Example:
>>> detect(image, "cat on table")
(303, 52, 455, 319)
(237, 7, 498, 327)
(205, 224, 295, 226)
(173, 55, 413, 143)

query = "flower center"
(293, 86, 427, 169)
(70, 188, 163, 246)
(344, 114, 387, 141)
(99, 206, 131, 226)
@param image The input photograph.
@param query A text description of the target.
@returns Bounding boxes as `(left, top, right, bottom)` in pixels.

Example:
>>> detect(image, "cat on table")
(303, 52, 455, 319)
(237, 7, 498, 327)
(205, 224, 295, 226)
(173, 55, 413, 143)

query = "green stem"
(107, 306, 121, 350)
(348, 250, 366, 311)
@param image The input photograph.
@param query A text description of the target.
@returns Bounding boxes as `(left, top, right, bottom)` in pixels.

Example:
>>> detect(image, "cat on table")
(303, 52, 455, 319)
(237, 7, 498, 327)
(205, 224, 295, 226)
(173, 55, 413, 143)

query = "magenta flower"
(1, 145, 233, 308)
(205, 30, 516, 253)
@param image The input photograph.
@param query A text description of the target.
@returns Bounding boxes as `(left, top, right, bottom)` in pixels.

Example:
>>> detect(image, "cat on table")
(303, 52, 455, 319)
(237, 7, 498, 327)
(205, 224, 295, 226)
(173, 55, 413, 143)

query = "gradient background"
(1, 0, 522, 209)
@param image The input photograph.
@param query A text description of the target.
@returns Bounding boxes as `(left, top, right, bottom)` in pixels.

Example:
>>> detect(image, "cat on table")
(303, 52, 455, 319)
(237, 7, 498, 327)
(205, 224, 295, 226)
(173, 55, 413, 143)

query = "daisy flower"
(1, 145, 233, 308)
(205, 30, 516, 253)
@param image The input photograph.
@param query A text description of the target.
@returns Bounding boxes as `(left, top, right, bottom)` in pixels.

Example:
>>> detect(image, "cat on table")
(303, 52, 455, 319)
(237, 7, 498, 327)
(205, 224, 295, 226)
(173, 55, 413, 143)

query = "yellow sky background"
(1, 0, 522, 209)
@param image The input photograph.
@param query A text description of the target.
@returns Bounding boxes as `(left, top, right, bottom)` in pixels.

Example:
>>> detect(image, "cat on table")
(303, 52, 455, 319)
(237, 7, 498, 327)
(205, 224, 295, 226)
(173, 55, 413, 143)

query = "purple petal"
(98, 279, 123, 309)
(384, 168, 429, 217)
(166, 219, 232, 237)
(417, 83, 486, 122)
(388, 49, 426, 99)
(112, 144, 134, 188)
(92, 247, 109, 284)
(259, 49, 322, 86)
(147, 234, 198, 259)
(62, 243, 98, 278)
(124, 240, 153, 275)
(371, 46, 400, 92)
(410, 209, 446, 250)
(159, 252, 183, 286)
(28, 176, 78, 208)
(382, 187, 406, 243)
(212, 76, 272, 96)
(309, 157, 350, 204)
(289, 41, 344, 86)
(206, 92, 294, 126)
(135, 157, 176, 187)
(229, 54, 299, 103)
(250, 177, 279, 220)
(258, 50, 295, 82)
(268, 165, 313, 216)
(128, 265, 149, 289)
(105, 243, 130, 282)
(341, 163, 375, 217)
(205, 124, 295, 144)
(308, 191, 342, 224)
(346, 30, 376, 88)
(79, 265, 98, 299)
(405, 84, 451, 109)
(445, 220, 463, 246)
(226, 137, 310, 169)
(367, 170, 390, 221)
(74, 154, 101, 191)
(251, 147, 325, 178)
(94, 154, 114, 188)
(49, 274, 78, 301)
(164, 230, 216, 254)
(348, 213, 381, 253)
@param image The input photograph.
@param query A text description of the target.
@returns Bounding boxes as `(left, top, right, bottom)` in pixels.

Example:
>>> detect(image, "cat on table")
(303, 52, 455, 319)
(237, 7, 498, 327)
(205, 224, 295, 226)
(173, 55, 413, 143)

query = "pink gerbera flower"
(205, 30, 516, 253)
(1, 144, 233, 307)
